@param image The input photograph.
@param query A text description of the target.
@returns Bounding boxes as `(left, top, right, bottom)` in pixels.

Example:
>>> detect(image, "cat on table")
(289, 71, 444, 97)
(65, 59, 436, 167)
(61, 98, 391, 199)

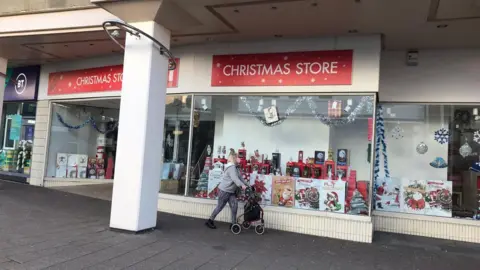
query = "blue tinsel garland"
(56, 113, 117, 135)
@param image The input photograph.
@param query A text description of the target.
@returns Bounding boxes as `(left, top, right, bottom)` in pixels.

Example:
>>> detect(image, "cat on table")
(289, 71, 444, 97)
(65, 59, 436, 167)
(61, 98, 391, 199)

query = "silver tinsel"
(240, 96, 374, 127)
(416, 142, 428, 154)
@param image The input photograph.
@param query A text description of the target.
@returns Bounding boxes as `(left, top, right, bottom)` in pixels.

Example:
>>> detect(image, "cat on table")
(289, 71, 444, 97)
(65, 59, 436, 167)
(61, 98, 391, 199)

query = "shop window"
(0, 102, 37, 176)
(160, 95, 192, 195)
(374, 104, 480, 220)
(187, 95, 374, 216)
(46, 103, 119, 180)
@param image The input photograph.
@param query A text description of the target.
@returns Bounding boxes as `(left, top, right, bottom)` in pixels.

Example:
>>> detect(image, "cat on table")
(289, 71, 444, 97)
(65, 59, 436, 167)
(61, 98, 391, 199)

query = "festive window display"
(375, 104, 480, 220)
(160, 95, 192, 195)
(46, 103, 119, 180)
(188, 94, 374, 216)
(0, 102, 37, 177)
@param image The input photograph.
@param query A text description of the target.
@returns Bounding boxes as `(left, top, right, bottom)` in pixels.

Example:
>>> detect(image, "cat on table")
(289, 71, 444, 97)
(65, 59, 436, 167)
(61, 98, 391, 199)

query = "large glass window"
(46, 102, 119, 180)
(374, 104, 480, 220)
(187, 94, 374, 216)
(0, 102, 37, 176)
(160, 95, 192, 195)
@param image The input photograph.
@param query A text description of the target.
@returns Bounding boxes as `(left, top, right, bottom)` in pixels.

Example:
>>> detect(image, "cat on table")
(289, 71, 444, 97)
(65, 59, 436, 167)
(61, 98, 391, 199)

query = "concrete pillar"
(110, 21, 170, 232)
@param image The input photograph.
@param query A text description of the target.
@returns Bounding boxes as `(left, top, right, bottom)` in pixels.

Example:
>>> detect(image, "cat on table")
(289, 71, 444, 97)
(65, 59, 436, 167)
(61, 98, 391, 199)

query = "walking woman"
(205, 150, 248, 229)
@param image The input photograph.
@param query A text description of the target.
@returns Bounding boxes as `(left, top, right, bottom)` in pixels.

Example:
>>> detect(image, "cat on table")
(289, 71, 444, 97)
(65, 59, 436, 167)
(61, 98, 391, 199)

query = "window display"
(374, 104, 480, 220)
(188, 94, 375, 216)
(159, 95, 192, 195)
(0, 102, 36, 176)
(46, 102, 118, 180)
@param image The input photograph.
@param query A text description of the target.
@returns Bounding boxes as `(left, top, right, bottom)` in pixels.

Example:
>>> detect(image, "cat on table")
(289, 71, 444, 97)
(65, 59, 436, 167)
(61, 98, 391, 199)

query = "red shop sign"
(48, 59, 180, 95)
(211, 50, 353, 87)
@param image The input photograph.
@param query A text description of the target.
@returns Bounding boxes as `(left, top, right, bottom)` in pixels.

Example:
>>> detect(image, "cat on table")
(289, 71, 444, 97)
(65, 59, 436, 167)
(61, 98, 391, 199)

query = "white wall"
(379, 49, 480, 103)
(171, 35, 381, 94)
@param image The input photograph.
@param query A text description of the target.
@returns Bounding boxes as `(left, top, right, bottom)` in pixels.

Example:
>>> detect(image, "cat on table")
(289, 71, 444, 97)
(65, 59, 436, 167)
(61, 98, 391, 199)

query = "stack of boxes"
(55, 153, 87, 178)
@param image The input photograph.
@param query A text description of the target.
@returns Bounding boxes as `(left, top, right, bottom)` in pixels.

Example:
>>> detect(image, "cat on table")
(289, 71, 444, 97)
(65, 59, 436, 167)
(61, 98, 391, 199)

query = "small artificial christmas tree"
(195, 169, 208, 198)
(349, 189, 368, 215)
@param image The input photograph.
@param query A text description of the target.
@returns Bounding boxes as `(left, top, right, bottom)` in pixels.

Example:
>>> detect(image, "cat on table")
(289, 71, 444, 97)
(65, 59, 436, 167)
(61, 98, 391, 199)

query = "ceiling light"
(89, 43, 94, 46)
(437, 24, 448, 28)
(311, 3, 318, 7)
(348, 29, 358, 33)
(173, 38, 178, 42)
(271, 6, 277, 10)
(355, 0, 361, 3)
(64, 45, 68, 47)
(274, 34, 283, 38)
(234, 9, 239, 13)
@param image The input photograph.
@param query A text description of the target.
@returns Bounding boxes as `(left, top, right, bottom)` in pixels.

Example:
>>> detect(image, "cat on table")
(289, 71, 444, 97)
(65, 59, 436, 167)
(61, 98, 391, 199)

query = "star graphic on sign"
(343, 65, 346, 67)
(68, 82, 72, 87)
(278, 79, 283, 84)
(60, 75, 63, 80)
(283, 56, 288, 60)
(216, 63, 221, 68)
(261, 78, 265, 83)
(311, 78, 316, 83)
(324, 78, 328, 80)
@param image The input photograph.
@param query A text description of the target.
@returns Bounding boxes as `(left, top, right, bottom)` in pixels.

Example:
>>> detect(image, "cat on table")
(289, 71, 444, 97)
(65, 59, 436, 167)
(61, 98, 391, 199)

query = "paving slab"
(1, 180, 480, 270)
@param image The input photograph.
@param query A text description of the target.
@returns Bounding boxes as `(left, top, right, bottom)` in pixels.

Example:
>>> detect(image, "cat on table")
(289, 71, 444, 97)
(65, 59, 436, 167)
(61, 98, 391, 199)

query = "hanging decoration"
(434, 128, 449, 144)
(473, 130, 480, 144)
(390, 124, 404, 140)
(373, 105, 390, 207)
(239, 96, 374, 127)
(459, 140, 472, 158)
(416, 142, 428, 155)
(429, 157, 448, 168)
(56, 113, 117, 135)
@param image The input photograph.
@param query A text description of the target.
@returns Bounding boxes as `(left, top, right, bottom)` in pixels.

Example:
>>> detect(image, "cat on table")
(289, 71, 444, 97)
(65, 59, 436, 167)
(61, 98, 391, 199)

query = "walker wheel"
(241, 221, 251, 229)
(255, 224, 265, 235)
(231, 224, 241, 235)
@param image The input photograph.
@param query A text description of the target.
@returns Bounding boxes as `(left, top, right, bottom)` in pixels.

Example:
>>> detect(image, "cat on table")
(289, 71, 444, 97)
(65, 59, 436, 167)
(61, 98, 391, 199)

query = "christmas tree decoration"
(429, 157, 448, 168)
(460, 141, 472, 158)
(416, 142, 428, 154)
(349, 189, 368, 215)
(434, 127, 449, 144)
(195, 170, 209, 198)
(390, 124, 404, 140)
(474, 130, 480, 144)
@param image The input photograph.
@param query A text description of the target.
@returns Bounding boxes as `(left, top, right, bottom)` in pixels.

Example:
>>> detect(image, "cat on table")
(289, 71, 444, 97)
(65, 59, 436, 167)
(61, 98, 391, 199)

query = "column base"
(110, 227, 156, 235)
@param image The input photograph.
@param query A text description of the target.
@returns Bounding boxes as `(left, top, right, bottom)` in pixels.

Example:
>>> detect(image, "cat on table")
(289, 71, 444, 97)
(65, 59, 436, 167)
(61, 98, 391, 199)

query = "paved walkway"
(1, 181, 480, 270)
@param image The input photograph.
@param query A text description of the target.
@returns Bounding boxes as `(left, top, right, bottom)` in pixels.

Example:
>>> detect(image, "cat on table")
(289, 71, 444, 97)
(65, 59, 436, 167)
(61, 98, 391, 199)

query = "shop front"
(0, 66, 40, 183)
(373, 50, 480, 243)
(157, 35, 381, 243)
(28, 35, 381, 243)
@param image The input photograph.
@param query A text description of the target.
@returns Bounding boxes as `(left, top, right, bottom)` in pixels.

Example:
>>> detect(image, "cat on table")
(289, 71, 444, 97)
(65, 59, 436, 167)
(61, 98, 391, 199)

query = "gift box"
(67, 154, 77, 167)
(67, 166, 77, 178)
(56, 165, 67, 178)
(96, 158, 105, 169)
(77, 167, 87, 178)
(56, 153, 68, 166)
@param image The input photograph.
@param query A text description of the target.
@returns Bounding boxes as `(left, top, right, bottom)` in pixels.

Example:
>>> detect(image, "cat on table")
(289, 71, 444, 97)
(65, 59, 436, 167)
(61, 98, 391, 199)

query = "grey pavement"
(1, 181, 480, 270)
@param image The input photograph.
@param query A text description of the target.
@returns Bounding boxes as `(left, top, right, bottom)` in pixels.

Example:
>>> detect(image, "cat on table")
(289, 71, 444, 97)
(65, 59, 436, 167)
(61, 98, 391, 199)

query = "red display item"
(259, 163, 270, 175)
(312, 164, 322, 179)
(105, 156, 114, 179)
(286, 160, 294, 176)
(213, 157, 227, 164)
(336, 165, 348, 180)
(238, 149, 247, 161)
(302, 164, 311, 178)
(323, 160, 336, 180)
(298, 151, 304, 163)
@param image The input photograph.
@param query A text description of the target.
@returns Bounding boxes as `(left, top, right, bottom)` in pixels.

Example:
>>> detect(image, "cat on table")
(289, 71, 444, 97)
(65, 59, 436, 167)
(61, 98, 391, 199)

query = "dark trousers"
(210, 190, 238, 224)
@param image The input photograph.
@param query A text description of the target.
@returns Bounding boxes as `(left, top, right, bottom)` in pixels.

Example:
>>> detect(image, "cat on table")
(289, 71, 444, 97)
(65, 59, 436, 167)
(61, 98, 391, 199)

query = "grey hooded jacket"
(218, 163, 248, 193)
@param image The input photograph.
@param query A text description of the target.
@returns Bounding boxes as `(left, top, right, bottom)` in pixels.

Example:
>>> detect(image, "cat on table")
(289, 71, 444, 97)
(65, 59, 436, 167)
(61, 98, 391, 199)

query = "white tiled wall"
(374, 211, 480, 243)
(158, 194, 373, 243)
(29, 100, 50, 186)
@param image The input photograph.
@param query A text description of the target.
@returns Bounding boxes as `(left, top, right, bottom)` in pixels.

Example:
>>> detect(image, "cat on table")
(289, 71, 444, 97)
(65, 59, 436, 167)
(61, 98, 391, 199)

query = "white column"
(110, 21, 170, 232)
(0, 58, 7, 127)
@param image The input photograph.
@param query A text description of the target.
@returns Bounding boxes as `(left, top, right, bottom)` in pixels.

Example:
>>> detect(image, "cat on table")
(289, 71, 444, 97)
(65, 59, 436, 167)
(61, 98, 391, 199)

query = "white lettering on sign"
(222, 62, 338, 77)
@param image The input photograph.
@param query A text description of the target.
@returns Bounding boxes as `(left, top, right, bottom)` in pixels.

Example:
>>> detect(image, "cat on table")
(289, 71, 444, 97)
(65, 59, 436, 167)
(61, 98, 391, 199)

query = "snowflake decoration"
(434, 127, 449, 144)
(390, 125, 404, 139)
(474, 130, 480, 144)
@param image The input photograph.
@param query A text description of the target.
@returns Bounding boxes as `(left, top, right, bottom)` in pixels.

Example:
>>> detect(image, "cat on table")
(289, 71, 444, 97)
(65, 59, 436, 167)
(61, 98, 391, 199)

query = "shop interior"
(0, 102, 37, 181)
(375, 104, 480, 220)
